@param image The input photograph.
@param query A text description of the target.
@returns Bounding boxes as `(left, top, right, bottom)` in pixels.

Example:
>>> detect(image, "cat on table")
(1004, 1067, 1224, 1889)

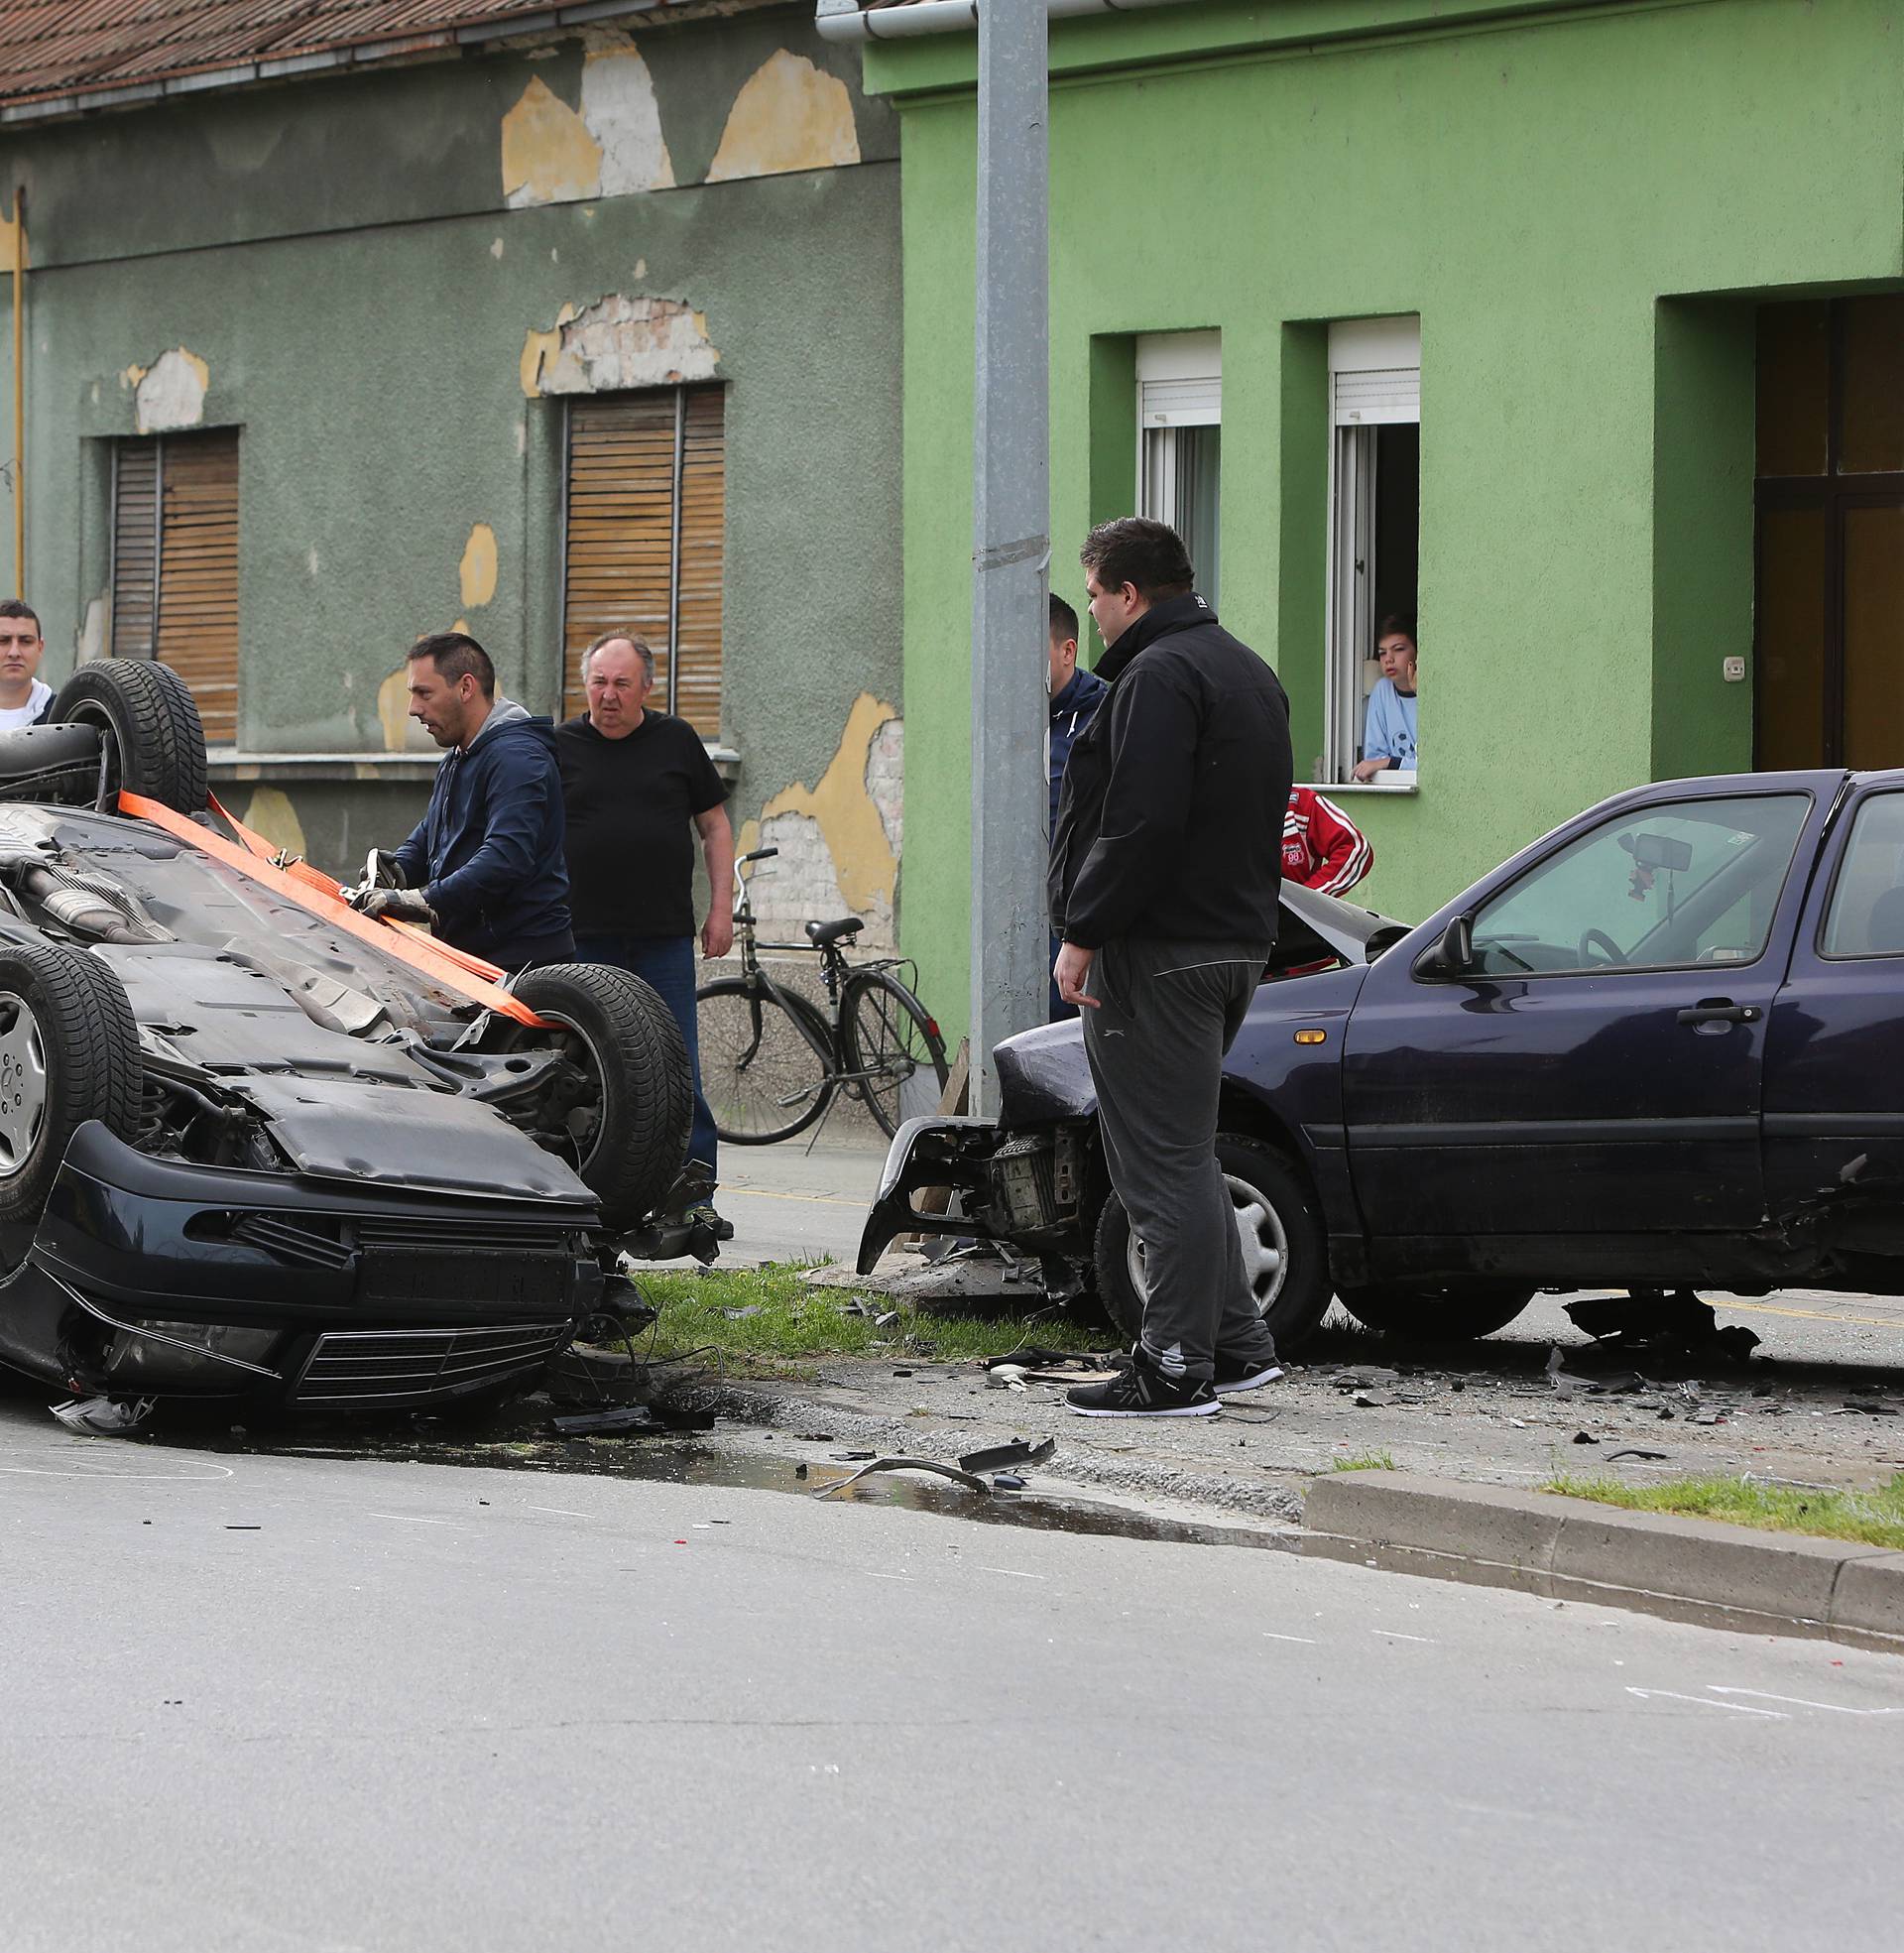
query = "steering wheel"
(1578, 927, 1626, 967)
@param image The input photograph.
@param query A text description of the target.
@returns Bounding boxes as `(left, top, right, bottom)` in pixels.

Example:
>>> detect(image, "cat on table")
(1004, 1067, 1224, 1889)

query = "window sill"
(1301, 774, 1418, 796)
(206, 743, 743, 787)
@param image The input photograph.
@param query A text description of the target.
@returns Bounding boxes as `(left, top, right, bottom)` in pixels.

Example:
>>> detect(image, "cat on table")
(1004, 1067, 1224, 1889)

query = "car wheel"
(51, 658, 208, 814)
(512, 963, 693, 1233)
(1336, 1282, 1535, 1341)
(0, 940, 141, 1230)
(1094, 1134, 1332, 1356)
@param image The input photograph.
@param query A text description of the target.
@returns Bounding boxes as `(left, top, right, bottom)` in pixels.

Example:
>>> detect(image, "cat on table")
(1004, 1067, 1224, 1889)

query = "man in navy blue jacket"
(1046, 592, 1106, 1021)
(353, 633, 574, 970)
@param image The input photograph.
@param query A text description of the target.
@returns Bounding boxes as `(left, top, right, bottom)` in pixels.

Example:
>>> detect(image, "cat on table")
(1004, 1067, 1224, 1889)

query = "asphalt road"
(3, 1399, 1899, 1953)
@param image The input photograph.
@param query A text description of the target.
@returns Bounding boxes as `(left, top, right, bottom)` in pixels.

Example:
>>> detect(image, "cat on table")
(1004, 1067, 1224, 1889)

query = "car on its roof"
(0, 658, 697, 1416)
(862, 770, 1904, 1352)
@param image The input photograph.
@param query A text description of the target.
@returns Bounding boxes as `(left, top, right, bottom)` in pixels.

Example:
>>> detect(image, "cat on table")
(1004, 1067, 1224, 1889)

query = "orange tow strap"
(119, 791, 546, 1028)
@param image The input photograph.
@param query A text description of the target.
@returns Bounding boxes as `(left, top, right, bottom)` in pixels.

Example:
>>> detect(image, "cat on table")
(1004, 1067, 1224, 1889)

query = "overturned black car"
(0, 659, 695, 1412)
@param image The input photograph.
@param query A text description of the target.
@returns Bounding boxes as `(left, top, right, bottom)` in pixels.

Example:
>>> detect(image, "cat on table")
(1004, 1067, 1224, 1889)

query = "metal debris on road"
(549, 1404, 717, 1437)
(811, 1456, 991, 1501)
(957, 1436, 1056, 1475)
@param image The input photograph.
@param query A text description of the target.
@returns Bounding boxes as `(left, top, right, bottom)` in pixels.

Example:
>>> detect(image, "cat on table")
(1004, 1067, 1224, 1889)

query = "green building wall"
(0, 4, 904, 940)
(867, 0, 1904, 1048)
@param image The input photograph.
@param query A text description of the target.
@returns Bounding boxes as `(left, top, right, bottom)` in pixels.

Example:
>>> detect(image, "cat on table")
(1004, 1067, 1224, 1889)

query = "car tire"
(513, 963, 693, 1233)
(1336, 1282, 1535, 1341)
(1094, 1133, 1332, 1356)
(51, 658, 208, 814)
(0, 939, 142, 1230)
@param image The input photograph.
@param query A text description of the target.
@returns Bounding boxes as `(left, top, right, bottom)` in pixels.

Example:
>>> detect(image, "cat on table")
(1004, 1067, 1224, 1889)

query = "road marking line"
(527, 1506, 589, 1518)
(977, 1566, 1046, 1579)
(1720, 1300, 1904, 1329)
(1707, 1686, 1902, 1715)
(1373, 1631, 1436, 1644)
(1262, 1633, 1319, 1645)
(366, 1513, 459, 1526)
(720, 1186, 867, 1209)
(1625, 1687, 1788, 1717)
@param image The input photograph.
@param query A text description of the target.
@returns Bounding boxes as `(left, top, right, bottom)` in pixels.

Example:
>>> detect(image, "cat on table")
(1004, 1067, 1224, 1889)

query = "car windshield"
(1470, 793, 1810, 975)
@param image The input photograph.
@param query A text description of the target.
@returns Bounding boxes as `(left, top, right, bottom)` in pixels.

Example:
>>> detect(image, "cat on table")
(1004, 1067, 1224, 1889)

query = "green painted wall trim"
(862, 0, 1718, 99)
(1650, 298, 1756, 782)
(1277, 323, 1330, 774)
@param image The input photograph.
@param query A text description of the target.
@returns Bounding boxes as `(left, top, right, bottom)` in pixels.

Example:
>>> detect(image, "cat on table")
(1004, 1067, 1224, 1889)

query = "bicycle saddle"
(805, 915, 864, 947)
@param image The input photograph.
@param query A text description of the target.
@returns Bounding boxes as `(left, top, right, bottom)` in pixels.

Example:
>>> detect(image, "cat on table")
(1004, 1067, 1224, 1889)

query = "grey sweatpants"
(1082, 935, 1276, 1383)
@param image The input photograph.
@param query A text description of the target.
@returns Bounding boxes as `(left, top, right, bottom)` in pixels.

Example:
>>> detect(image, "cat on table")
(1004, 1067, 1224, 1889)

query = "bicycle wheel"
(841, 970, 950, 1139)
(695, 977, 835, 1144)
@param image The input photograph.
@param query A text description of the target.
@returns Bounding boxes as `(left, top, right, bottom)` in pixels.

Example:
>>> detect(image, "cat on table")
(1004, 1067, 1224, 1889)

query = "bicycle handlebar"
(740, 847, 778, 865)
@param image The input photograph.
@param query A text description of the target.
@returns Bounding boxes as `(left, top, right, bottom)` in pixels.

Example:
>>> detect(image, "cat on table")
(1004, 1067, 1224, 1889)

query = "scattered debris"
(1564, 1289, 1760, 1365)
(722, 1304, 763, 1320)
(988, 1365, 1030, 1392)
(957, 1436, 1057, 1475)
(1606, 1448, 1671, 1462)
(549, 1404, 716, 1437)
(51, 1396, 154, 1435)
(811, 1456, 990, 1501)
(1572, 1431, 1600, 1444)
(993, 1474, 1026, 1491)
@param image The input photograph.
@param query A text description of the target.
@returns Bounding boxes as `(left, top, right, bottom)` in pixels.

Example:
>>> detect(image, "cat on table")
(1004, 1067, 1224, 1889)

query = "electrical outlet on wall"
(1723, 656, 1747, 683)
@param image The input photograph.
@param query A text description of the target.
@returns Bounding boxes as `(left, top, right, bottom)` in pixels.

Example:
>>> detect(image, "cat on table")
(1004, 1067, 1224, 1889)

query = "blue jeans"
(574, 933, 718, 1190)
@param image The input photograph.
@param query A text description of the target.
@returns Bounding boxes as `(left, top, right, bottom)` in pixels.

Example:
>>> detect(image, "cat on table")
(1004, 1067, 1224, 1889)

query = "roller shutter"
(562, 387, 725, 735)
(111, 429, 240, 744)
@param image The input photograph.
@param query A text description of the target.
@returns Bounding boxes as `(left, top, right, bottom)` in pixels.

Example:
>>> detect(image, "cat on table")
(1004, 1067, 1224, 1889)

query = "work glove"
(353, 886, 437, 927)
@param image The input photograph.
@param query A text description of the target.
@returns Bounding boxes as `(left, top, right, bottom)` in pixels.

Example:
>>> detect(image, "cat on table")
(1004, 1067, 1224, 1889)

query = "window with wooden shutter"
(110, 429, 240, 744)
(562, 387, 725, 735)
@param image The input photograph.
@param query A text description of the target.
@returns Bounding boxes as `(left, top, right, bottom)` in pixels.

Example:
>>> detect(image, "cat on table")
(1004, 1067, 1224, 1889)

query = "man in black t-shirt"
(556, 633, 735, 1237)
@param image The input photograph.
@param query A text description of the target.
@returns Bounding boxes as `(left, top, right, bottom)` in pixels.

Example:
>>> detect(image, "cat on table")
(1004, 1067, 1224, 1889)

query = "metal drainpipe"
(816, 0, 1203, 43)
(9, 188, 22, 599)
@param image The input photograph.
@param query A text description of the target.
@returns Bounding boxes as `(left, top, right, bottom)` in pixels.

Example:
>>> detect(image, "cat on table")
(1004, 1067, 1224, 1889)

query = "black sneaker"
(1213, 1352, 1284, 1393)
(1067, 1356, 1219, 1418)
(688, 1203, 735, 1242)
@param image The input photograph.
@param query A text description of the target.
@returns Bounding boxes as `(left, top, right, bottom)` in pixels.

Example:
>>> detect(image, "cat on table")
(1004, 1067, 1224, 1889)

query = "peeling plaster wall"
(735, 694, 902, 948)
(0, 9, 901, 928)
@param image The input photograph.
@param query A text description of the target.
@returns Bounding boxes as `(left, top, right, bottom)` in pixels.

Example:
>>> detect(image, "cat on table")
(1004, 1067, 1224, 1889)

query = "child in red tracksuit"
(1281, 788, 1372, 894)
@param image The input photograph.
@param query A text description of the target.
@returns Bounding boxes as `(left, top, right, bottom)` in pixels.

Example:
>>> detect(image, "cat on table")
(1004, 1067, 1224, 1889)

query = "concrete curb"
(1302, 1471, 1904, 1652)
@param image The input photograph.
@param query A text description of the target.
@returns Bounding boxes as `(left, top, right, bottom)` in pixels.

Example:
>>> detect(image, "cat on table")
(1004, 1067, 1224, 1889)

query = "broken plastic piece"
(550, 1404, 715, 1437)
(1605, 1448, 1671, 1462)
(811, 1455, 990, 1501)
(957, 1436, 1056, 1475)
(51, 1395, 154, 1435)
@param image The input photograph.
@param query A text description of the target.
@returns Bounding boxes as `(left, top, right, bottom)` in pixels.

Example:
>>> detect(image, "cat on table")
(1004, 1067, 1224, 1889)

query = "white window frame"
(1323, 315, 1420, 789)
(1135, 331, 1221, 602)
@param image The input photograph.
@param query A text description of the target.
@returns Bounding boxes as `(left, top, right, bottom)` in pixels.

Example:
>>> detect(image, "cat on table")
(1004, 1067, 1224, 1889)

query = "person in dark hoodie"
(351, 632, 574, 970)
(1046, 591, 1106, 1022)
(1050, 518, 1291, 1420)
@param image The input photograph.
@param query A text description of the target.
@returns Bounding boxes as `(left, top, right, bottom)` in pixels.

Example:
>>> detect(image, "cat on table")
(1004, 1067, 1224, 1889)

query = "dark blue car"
(860, 770, 1904, 1350)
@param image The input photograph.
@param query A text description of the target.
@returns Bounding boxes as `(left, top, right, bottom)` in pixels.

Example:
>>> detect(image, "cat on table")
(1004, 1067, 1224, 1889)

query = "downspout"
(9, 187, 21, 598)
(816, 0, 1203, 43)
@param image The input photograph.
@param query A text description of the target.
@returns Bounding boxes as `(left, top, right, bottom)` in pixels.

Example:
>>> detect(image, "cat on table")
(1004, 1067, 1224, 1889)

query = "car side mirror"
(1414, 913, 1475, 980)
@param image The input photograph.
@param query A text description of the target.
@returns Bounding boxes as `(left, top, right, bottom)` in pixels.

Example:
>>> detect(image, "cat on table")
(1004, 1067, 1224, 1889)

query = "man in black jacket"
(1051, 518, 1291, 1417)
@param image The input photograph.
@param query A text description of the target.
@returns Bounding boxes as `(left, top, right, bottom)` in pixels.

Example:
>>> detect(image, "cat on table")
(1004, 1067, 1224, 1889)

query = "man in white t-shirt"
(0, 602, 54, 731)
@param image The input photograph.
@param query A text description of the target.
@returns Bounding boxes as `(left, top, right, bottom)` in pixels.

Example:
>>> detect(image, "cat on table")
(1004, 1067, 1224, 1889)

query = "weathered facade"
(0, 0, 906, 945)
(849, 0, 1904, 1046)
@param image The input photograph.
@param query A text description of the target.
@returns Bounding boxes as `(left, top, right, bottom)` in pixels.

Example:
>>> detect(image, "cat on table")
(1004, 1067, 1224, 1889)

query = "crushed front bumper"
(0, 1120, 605, 1406)
(856, 1115, 1095, 1274)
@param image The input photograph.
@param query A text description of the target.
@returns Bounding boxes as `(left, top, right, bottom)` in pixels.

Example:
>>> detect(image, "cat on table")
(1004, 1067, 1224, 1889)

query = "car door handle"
(1676, 1001, 1759, 1027)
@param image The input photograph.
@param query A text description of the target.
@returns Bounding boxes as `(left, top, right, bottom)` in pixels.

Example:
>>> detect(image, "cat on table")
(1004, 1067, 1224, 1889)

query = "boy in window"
(1354, 614, 1417, 781)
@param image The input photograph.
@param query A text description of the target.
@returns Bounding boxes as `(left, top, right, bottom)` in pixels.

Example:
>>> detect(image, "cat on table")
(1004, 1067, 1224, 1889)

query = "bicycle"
(695, 846, 950, 1143)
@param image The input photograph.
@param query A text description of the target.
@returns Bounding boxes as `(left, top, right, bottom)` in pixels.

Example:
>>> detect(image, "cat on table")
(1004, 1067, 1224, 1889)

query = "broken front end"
(856, 1024, 1103, 1274)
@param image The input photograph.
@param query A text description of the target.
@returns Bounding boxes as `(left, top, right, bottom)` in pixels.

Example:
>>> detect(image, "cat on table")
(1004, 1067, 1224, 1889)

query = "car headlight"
(104, 1319, 281, 1385)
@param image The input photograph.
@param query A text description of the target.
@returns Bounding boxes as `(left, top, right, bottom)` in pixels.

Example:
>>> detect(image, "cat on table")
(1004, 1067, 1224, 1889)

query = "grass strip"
(1542, 1471, 1904, 1551)
(625, 1262, 1119, 1374)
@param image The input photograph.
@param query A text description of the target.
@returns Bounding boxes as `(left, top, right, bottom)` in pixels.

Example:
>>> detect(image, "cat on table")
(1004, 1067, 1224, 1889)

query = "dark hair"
(584, 631, 655, 683)
(0, 599, 41, 634)
(1377, 613, 1417, 646)
(410, 631, 495, 697)
(1079, 518, 1194, 601)
(1048, 592, 1079, 644)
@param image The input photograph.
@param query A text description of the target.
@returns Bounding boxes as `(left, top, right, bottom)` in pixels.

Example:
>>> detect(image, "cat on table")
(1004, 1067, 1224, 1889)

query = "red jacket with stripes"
(1281, 789, 1372, 896)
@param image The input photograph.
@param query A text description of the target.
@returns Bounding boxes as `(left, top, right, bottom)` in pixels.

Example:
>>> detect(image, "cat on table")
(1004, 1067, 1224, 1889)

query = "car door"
(1342, 783, 1830, 1244)
(1762, 778, 1904, 1238)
